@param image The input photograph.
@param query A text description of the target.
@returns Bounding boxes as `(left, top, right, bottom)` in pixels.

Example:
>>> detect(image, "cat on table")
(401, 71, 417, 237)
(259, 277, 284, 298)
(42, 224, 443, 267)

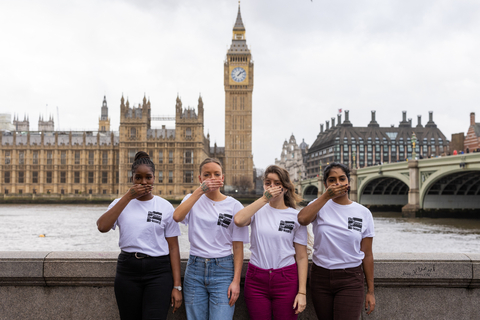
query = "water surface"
(1, 204, 479, 253)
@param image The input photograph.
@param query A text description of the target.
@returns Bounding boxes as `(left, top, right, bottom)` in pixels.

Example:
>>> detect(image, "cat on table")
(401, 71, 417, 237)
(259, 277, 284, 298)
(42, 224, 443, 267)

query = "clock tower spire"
(224, 3, 254, 191)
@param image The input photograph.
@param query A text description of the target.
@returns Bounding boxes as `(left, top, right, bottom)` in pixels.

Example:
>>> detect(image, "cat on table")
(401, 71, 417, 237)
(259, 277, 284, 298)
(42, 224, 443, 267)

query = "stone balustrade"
(1, 252, 479, 319)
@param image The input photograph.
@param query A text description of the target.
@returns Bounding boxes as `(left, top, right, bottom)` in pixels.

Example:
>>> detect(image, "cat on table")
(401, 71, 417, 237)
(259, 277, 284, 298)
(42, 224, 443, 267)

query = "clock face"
(231, 67, 246, 82)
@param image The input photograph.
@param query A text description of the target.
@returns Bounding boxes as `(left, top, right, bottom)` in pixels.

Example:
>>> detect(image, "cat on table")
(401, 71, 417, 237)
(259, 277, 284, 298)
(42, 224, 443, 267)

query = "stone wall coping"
(1, 252, 479, 288)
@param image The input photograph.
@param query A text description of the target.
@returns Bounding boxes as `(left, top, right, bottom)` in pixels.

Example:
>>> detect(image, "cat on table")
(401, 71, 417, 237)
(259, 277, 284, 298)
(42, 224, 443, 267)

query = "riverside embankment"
(1, 252, 479, 320)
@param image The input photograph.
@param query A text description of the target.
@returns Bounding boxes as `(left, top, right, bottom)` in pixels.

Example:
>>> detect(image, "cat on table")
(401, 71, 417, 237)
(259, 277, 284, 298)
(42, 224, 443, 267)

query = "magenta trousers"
(244, 262, 299, 320)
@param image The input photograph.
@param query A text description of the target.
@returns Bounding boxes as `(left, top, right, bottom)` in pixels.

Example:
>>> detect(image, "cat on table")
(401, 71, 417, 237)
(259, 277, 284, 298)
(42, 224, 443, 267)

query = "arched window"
(130, 127, 136, 137)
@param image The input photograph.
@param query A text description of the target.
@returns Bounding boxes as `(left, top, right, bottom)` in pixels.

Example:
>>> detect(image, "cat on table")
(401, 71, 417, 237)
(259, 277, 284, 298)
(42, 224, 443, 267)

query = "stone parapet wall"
(1, 252, 479, 319)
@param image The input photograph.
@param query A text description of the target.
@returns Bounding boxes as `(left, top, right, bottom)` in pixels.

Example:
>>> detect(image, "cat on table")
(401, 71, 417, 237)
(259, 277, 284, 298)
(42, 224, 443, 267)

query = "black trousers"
(310, 263, 365, 320)
(114, 252, 173, 320)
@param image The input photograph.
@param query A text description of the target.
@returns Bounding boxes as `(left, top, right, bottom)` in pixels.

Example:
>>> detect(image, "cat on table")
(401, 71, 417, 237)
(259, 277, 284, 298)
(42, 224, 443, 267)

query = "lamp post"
(412, 132, 417, 160)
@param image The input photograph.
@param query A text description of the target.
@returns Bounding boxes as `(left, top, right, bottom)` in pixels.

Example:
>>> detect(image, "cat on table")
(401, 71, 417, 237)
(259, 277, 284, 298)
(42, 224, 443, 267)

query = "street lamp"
(412, 132, 417, 160)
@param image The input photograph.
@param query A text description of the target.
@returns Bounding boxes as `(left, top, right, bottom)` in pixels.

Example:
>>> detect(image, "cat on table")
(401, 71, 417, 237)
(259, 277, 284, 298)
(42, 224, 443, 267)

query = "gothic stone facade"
(275, 134, 308, 182)
(0, 6, 256, 197)
(223, 6, 254, 191)
(0, 95, 210, 198)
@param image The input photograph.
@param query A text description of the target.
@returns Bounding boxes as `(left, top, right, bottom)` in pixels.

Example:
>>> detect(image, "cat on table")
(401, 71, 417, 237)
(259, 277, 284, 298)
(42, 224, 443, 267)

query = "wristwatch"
(173, 286, 182, 292)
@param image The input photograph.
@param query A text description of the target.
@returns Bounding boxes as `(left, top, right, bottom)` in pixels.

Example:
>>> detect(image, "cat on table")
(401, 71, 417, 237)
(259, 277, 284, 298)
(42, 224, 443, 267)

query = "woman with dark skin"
(298, 162, 375, 319)
(97, 151, 182, 320)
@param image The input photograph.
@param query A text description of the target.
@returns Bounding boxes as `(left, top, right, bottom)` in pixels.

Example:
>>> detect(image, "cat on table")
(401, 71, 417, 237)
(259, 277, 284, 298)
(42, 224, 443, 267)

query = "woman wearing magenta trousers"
(235, 165, 308, 320)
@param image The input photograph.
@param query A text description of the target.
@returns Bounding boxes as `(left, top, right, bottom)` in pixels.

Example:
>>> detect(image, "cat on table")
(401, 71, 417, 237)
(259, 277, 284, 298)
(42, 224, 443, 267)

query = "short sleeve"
(180, 193, 192, 225)
(293, 224, 308, 246)
(362, 208, 375, 238)
(232, 201, 249, 243)
(107, 198, 121, 230)
(163, 204, 181, 238)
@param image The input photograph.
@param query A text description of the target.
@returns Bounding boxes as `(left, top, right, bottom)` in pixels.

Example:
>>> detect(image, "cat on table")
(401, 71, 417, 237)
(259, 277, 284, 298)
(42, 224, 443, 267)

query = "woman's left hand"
(293, 293, 307, 314)
(227, 281, 240, 306)
(365, 292, 376, 314)
(171, 289, 183, 313)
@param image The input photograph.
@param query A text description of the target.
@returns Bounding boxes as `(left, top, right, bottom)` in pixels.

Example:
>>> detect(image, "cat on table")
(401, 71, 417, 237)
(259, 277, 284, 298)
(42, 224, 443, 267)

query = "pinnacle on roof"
(233, 4, 245, 31)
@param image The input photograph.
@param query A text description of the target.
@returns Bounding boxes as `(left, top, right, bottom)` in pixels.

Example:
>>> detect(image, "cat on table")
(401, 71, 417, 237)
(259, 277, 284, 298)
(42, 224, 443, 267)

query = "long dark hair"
(263, 165, 303, 209)
(131, 151, 155, 175)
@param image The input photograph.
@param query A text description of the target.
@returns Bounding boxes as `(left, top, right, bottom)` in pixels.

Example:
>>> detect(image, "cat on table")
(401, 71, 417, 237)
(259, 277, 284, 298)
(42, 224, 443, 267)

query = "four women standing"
(98, 153, 375, 319)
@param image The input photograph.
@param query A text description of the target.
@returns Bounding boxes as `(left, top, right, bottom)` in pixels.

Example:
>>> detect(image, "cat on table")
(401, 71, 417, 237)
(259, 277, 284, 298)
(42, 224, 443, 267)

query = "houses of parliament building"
(0, 6, 254, 198)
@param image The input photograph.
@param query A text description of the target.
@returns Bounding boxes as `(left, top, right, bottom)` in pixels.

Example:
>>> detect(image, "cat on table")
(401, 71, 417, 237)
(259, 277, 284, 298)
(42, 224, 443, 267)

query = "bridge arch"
(358, 176, 409, 206)
(303, 185, 318, 202)
(420, 169, 480, 209)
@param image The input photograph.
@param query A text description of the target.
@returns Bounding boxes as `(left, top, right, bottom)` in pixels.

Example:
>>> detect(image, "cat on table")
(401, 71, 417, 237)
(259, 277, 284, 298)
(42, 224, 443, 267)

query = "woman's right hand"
(127, 184, 153, 200)
(199, 178, 223, 194)
(325, 183, 349, 200)
(263, 185, 283, 202)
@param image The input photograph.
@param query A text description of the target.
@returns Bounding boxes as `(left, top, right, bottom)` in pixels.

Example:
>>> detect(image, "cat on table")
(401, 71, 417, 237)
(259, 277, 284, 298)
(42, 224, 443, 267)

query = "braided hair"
(131, 151, 155, 175)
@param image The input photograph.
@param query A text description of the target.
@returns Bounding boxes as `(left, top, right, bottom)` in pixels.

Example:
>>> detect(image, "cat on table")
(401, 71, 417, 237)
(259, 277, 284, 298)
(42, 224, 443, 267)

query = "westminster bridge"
(297, 153, 480, 216)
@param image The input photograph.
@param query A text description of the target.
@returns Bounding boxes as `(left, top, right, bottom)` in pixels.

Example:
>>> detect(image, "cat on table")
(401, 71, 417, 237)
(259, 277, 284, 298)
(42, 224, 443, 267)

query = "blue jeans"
(184, 254, 235, 320)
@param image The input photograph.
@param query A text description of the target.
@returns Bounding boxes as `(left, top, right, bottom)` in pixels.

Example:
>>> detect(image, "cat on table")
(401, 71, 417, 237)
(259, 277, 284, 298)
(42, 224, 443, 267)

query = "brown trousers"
(310, 263, 364, 320)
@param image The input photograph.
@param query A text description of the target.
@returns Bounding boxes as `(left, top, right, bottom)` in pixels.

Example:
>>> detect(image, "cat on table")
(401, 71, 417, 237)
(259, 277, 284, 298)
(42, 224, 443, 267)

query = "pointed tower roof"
(233, 3, 245, 31)
(228, 2, 249, 53)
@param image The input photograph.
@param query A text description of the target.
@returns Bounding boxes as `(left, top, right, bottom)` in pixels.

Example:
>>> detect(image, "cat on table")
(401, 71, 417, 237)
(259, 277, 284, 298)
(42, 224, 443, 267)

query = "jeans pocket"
(117, 253, 129, 263)
(344, 268, 364, 281)
(218, 259, 234, 271)
(246, 266, 256, 280)
(187, 257, 196, 267)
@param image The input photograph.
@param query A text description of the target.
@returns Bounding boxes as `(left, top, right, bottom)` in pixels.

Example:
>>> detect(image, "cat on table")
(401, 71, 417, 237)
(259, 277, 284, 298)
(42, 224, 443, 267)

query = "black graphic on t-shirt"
(348, 217, 362, 232)
(278, 220, 295, 233)
(147, 211, 163, 225)
(217, 213, 233, 228)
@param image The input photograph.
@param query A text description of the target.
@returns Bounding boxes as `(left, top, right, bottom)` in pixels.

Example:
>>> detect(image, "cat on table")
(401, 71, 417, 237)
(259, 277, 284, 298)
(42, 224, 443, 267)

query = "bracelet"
(297, 292, 306, 295)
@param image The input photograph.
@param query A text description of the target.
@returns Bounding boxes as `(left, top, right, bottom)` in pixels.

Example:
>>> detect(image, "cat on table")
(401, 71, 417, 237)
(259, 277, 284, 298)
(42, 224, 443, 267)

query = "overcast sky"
(1, 0, 479, 169)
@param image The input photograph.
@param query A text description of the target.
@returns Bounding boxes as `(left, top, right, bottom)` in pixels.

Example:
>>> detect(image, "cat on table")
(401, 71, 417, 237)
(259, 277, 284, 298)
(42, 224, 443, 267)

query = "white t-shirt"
(181, 194, 249, 258)
(310, 199, 375, 269)
(108, 195, 181, 257)
(249, 204, 308, 270)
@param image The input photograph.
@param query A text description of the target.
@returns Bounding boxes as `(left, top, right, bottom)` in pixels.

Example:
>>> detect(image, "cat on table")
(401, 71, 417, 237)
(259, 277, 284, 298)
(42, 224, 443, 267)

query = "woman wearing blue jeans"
(174, 158, 248, 319)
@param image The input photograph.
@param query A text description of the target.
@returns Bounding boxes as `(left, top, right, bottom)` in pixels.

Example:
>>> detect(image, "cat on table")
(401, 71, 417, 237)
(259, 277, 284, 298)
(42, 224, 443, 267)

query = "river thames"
(1, 204, 480, 253)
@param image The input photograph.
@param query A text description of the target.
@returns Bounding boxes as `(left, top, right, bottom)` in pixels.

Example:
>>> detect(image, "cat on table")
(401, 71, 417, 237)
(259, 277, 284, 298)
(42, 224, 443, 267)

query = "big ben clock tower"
(224, 4, 254, 190)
